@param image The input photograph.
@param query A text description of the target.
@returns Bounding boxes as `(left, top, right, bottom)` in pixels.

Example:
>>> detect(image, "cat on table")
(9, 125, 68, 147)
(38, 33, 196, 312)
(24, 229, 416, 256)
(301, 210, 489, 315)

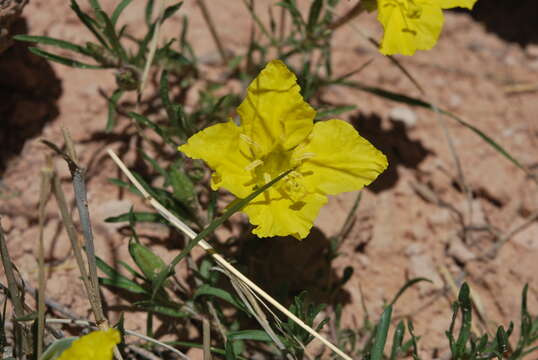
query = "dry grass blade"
(36, 156, 54, 358)
(107, 149, 353, 360)
(0, 221, 31, 354)
(42, 138, 106, 326)
(203, 317, 212, 360)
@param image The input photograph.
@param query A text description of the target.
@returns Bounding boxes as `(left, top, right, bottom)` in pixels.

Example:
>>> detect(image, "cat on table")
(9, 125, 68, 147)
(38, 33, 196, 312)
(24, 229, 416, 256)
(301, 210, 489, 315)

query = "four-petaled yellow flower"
(365, 0, 477, 55)
(179, 60, 387, 239)
(58, 329, 120, 360)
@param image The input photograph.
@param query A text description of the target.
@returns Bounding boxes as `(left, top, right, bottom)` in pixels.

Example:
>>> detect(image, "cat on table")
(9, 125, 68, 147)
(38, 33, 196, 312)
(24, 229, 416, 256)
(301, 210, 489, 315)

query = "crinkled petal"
(439, 0, 477, 9)
(295, 120, 388, 195)
(378, 0, 444, 55)
(178, 121, 252, 198)
(237, 60, 316, 155)
(243, 192, 327, 240)
(58, 329, 120, 360)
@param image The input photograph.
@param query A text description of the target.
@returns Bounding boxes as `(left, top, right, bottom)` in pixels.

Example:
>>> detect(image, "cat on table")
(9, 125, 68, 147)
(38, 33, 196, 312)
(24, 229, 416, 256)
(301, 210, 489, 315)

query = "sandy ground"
(1, 0, 538, 358)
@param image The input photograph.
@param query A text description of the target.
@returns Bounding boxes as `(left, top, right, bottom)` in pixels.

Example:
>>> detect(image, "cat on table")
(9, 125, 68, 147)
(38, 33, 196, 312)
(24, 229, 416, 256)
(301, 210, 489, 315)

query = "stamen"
(293, 152, 316, 162)
(263, 173, 272, 184)
(245, 159, 263, 171)
(239, 134, 261, 150)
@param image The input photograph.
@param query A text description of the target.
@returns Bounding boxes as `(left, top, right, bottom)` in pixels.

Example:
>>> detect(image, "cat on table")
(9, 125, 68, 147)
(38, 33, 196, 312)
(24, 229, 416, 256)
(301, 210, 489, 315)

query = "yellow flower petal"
(439, 0, 477, 9)
(58, 329, 120, 360)
(178, 121, 252, 198)
(378, 0, 444, 56)
(243, 192, 327, 240)
(295, 120, 388, 195)
(237, 60, 316, 155)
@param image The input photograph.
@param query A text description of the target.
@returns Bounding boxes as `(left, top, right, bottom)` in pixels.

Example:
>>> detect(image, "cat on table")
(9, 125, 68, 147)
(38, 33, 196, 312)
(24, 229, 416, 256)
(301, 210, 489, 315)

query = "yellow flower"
(372, 0, 477, 55)
(58, 329, 120, 360)
(179, 60, 387, 239)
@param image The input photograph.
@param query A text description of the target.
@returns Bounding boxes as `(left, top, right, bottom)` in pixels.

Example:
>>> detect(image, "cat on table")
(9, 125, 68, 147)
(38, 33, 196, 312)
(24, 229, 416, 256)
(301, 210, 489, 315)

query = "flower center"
(244, 143, 311, 201)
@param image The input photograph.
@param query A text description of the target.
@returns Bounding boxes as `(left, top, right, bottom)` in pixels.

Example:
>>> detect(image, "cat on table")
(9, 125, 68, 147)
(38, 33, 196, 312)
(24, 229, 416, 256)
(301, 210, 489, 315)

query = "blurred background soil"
(1, 0, 538, 358)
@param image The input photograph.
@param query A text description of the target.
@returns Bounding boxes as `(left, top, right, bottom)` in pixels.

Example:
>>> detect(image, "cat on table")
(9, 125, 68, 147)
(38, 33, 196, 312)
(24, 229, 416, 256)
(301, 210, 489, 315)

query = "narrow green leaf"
(159, 70, 180, 128)
(277, 0, 305, 29)
(106, 89, 124, 132)
(227, 330, 273, 342)
(389, 277, 432, 306)
(70, 0, 110, 49)
(162, 2, 183, 22)
(89, 0, 103, 13)
(371, 305, 393, 360)
(14, 35, 92, 56)
(194, 285, 247, 312)
(455, 283, 472, 357)
(495, 326, 508, 357)
(151, 168, 294, 299)
(111, 0, 133, 26)
(99, 277, 148, 294)
(136, 302, 190, 318)
(145, 0, 155, 25)
(306, 0, 323, 34)
(389, 320, 405, 360)
(28, 47, 105, 69)
(98, 10, 128, 62)
(118, 260, 145, 280)
(407, 320, 420, 360)
(129, 112, 178, 147)
(107, 178, 142, 196)
(96, 256, 148, 294)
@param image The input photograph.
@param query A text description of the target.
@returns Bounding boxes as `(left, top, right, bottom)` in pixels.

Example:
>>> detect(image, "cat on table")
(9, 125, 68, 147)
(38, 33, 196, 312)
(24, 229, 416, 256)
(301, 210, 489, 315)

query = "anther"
(245, 159, 263, 171)
(240, 134, 261, 150)
(263, 173, 272, 184)
(293, 152, 316, 162)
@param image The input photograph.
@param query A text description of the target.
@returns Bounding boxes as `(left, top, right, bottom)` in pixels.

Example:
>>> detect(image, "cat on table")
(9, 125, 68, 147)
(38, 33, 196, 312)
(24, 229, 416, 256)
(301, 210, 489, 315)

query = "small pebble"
(389, 106, 417, 128)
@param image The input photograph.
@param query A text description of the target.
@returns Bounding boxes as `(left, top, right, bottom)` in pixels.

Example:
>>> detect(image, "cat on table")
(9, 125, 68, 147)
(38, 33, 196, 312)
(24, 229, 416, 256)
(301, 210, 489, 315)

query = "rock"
(13, 215, 29, 229)
(525, 44, 538, 59)
(389, 106, 417, 128)
(449, 93, 463, 108)
(448, 238, 476, 263)
(0, 216, 13, 232)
